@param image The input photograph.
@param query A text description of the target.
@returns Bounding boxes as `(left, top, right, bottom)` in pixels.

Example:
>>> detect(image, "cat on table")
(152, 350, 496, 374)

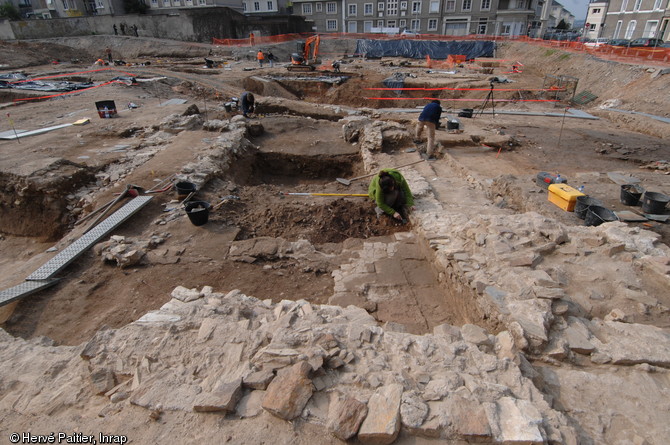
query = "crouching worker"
(368, 169, 415, 224)
(240, 91, 255, 118)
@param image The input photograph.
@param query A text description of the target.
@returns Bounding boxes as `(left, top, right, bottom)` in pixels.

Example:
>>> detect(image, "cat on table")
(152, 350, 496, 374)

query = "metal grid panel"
(27, 196, 153, 281)
(0, 279, 60, 307)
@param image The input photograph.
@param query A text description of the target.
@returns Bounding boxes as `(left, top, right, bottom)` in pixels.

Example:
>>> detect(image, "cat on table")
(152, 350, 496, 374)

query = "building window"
(388, 19, 396, 26)
(349, 4, 357, 15)
(303, 3, 312, 14)
(400, 1, 407, 8)
(621, 0, 628, 12)
(633, 0, 641, 10)
(327, 19, 338, 30)
(462, 0, 471, 11)
(589, 23, 596, 30)
(253, 1, 259, 10)
(316, 2, 322, 11)
(378, 2, 384, 9)
(377, 19, 384, 26)
(429, 0, 438, 12)
(591, 7, 600, 13)
(327, 2, 337, 13)
(62, 0, 69, 9)
(364, 3, 373, 14)
(502, 23, 511, 34)
(445, 0, 455, 10)
(613, 20, 622, 38)
(428, 18, 437, 29)
(411, 18, 420, 30)
(411, 1, 420, 13)
(478, 19, 487, 33)
(653, 0, 661, 9)
(624, 20, 636, 38)
(364, 20, 373, 31)
(399, 19, 406, 26)
(267, 1, 273, 9)
(198, 0, 205, 4)
(163, 0, 169, 6)
(643, 20, 658, 37)
(151, 0, 157, 4)
(242, 1, 246, 10)
(387, 0, 398, 15)
(481, 0, 490, 9)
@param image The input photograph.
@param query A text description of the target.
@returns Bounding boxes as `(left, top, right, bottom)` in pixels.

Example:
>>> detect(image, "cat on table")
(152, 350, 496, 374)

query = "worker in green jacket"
(368, 168, 415, 223)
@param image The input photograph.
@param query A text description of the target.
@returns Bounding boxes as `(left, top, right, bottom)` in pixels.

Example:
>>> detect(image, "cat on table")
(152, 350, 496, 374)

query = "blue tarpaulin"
(355, 39, 496, 60)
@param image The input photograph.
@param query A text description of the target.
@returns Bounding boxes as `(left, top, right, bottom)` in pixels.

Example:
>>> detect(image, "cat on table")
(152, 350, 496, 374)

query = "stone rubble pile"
(0, 288, 578, 444)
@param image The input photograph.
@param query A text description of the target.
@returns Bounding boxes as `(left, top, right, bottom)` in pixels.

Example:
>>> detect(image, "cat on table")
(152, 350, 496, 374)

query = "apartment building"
(584, 0, 608, 38)
(290, 0, 543, 35)
(604, 0, 669, 40)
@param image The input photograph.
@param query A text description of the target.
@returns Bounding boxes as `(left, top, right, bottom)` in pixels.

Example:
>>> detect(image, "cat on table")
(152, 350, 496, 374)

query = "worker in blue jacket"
(414, 99, 442, 160)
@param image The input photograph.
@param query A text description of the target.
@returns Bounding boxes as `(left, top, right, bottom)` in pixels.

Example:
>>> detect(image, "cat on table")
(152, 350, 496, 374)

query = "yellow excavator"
(288, 35, 320, 71)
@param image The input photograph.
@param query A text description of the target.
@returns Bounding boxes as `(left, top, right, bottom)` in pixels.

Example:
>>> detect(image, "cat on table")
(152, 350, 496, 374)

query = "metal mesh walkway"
(0, 279, 60, 307)
(27, 196, 153, 281)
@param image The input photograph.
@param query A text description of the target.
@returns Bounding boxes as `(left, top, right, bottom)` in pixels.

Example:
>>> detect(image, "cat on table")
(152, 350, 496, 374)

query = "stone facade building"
(603, 0, 669, 40)
(289, 0, 547, 36)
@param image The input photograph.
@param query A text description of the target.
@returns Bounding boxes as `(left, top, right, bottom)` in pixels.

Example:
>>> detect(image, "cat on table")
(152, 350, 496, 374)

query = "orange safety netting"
(212, 32, 670, 67)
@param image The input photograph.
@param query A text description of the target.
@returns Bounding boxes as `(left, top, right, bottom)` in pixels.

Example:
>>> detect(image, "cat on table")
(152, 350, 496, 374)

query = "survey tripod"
(475, 82, 495, 118)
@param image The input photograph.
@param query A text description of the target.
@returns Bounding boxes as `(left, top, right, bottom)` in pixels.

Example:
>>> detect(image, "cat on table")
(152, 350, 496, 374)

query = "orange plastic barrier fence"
(212, 33, 669, 66)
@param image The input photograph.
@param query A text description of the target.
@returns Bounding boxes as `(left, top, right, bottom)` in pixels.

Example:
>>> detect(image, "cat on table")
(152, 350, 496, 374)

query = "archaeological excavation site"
(0, 35, 669, 444)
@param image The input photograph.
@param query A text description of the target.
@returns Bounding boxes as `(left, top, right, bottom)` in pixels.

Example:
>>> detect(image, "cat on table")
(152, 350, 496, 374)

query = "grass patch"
(558, 53, 571, 61)
(544, 49, 556, 56)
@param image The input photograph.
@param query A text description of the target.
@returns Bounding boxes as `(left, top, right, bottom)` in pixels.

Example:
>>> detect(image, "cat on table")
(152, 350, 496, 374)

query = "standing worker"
(415, 99, 442, 160)
(267, 51, 275, 68)
(368, 168, 415, 224)
(240, 92, 255, 118)
(257, 50, 265, 67)
(105, 47, 113, 64)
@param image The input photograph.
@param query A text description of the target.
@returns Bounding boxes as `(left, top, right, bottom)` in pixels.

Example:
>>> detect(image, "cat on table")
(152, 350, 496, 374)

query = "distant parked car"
(659, 42, 670, 48)
(584, 37, 610, 47)
(628, 38, 665, 47)
(401, 30, 420, 37)
(607, 39, 631, 47)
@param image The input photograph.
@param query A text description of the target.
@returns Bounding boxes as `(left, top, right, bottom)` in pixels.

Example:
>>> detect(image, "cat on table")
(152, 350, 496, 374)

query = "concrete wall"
(2, 8, 311, 42)
(0, 19, 16, 40)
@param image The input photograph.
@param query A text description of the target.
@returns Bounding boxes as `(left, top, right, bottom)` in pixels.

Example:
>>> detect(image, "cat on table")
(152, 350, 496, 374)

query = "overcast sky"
(561, 0, 590, 21)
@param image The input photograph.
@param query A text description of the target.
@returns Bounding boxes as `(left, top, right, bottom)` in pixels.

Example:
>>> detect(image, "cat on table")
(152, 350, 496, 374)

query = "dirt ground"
(0, 36, 669, 443)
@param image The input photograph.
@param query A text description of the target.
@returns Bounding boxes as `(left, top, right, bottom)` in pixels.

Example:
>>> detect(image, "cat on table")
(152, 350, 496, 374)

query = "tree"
(0, 2, 21, 20)
(555, 19, 569, 30)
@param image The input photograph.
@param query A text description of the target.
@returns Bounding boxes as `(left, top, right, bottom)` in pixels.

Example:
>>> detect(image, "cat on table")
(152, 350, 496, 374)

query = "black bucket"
(458, 109, 473, 118)
(446, 120, 459, 130)
(574, 196, 603, 220)
(185, 201, 210, 226)
(641, 191, 670, 214)
(620, 184, 644, 206)
(175, 181, 197, 198)
(584, 206, 618, 227)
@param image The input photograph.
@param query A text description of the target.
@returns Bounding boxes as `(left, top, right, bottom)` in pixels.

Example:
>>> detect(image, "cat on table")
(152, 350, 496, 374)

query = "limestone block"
(589, 320, 670, 366)
(485, 397, 544, 444)
(400, 392, 428, 429)
(564, 317, 596, 354)
(243, 369, 275, 390)
(446, 394, 491, 439)
(171, 285, 202, 302)
(461, 324, 491, 346)
(327, 392, 368, 441)
(193, 379, 243, 413)
(262, 361, 313, 420)
(90, 369, 116, 395)
(358, 384, 403, 445)
(432, 323, 462, 341)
